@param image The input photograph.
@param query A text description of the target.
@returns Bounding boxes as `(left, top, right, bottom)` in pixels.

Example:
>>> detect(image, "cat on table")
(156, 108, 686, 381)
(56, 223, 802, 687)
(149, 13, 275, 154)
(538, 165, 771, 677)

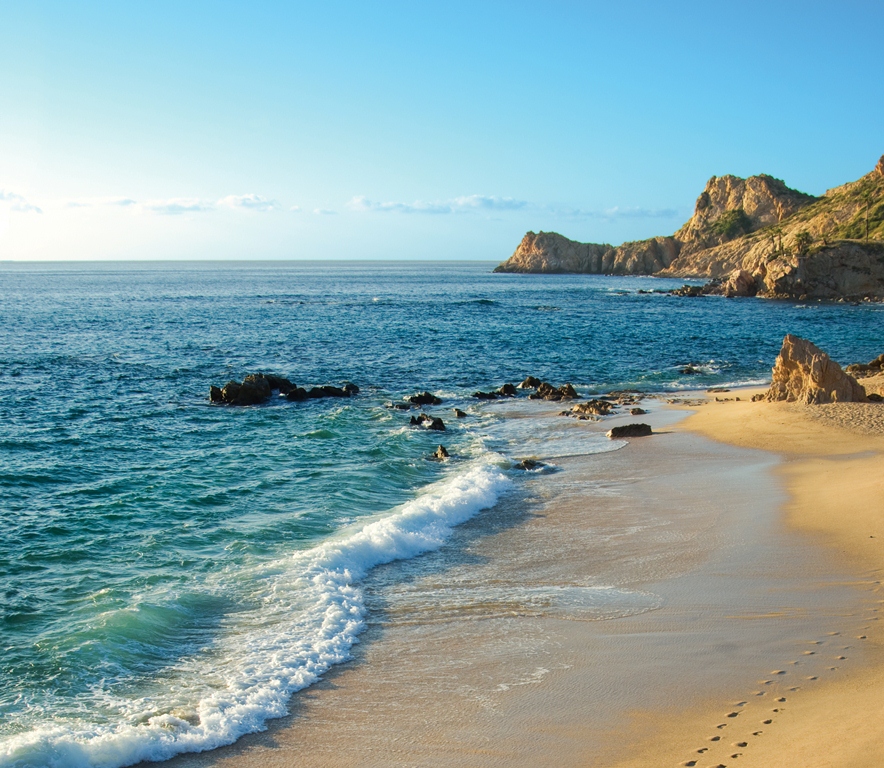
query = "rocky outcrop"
(846, 353, 884, 378)
(495, 155, 884, 300)
(528, 382, 578, 401)
(494, 231, 680, 275)
(673, 175, 816, 256)
(409, 392, 442, 406)
(765, 335, 867, 404)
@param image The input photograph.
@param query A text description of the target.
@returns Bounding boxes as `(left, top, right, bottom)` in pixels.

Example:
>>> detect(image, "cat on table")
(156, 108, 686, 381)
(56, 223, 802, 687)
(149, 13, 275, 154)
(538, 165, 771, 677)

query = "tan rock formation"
(493, 231, 679, 274)
(765, 335, 868, 404)
(496, 154, 884, 299)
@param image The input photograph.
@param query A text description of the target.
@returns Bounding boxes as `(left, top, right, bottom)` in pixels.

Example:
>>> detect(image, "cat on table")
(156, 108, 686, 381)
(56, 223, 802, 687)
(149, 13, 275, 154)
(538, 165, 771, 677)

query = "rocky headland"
(495, 155, 884, 300)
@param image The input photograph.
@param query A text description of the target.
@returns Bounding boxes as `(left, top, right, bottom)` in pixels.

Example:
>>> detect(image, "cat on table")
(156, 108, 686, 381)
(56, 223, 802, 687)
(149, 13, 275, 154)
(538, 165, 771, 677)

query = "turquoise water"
(1, 261, 881, 767)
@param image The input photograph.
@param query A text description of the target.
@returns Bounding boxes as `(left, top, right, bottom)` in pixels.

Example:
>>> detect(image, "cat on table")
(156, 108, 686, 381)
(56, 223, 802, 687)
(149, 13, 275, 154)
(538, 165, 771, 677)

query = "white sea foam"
(0, 462, 511, 768)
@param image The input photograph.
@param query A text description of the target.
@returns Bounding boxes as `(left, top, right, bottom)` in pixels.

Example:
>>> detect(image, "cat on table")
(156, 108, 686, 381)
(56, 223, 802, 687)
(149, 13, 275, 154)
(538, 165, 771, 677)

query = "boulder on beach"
(765, 334, 868, 404)
(630, 407, 647, 415)
(519, 376, 542, 389)
(606, 423, 653, 439)
(846, 354, 884, 378)
(529, 382, 578, 401)
(570, 399, 614, 417)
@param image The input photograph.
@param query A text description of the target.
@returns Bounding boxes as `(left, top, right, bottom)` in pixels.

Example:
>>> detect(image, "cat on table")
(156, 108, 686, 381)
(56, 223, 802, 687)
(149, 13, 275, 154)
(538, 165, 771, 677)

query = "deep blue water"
(0, 261, 881, 767)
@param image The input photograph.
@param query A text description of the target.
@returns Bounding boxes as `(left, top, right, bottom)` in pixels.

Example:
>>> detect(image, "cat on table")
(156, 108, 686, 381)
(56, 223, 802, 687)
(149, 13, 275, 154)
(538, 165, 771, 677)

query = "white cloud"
(348, 194, 528, 215)
(290, 204, 302, 212)
(0, 190, 42, 214)
(218, 193, 277, 212)
(144, 198, 214, 215)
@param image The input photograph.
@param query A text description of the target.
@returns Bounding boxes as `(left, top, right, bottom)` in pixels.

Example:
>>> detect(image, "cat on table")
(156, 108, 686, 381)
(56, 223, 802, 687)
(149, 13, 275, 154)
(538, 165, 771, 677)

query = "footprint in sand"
(803, 650, 816, 655)
(771, 670, 786, 675)
(752, 731, 763, 736)
(681, 761, 697, 766)
(859, 635, 868, 639)
(697, 747, 709, 753)
(807, 676, 818, 681)
(734, 741, 748, 747)
(763, 719, 773, 724)
(776, 697, 786, 702)
(726, 712, 739, 718)
(733, 701, 747, 707)
(709, 736, 721, 742)
(731, 753, 742, 759)
(754, 691, 765, 696)
(789, 687, 800, 692)
(827, 631, 840, 636)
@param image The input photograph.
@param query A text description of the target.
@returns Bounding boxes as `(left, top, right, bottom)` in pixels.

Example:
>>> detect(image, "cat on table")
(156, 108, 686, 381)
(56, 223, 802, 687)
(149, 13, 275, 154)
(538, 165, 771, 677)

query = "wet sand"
(159, 397, 878, 768)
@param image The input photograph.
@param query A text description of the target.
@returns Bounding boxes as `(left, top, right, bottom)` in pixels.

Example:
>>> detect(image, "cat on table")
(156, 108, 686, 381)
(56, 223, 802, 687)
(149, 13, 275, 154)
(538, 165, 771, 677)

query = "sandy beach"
(156, 383, 884, 768)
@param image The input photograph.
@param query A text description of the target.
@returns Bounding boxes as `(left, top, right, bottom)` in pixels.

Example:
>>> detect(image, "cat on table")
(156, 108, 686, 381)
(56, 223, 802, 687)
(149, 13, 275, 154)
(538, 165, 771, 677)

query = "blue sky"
(1, 1, 882, 260)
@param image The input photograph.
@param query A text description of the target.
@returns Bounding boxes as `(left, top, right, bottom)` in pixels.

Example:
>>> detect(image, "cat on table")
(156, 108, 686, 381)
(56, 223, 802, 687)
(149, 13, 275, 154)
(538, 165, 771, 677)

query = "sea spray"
(0, 463, 511, 768)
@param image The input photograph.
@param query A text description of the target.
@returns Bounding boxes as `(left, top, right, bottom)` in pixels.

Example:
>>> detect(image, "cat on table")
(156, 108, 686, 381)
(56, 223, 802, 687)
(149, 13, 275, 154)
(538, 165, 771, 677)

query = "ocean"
(1, 260, 881, 768)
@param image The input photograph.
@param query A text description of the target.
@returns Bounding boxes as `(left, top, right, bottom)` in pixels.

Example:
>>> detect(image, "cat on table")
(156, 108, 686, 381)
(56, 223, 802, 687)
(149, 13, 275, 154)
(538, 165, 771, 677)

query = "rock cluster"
(846, 353, 884, 378)
(472, 384, 517, 400)
(409, 391, 442, 406)
(765, 335, 868, 404)
(568, 399, 614, 418)
(210, 375, 358, 406)
(527, 381, 578, 401)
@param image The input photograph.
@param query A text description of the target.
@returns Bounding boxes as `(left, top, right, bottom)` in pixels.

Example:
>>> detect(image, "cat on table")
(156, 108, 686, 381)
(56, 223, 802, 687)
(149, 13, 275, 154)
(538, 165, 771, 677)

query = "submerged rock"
(472, 390, 499, 400)
(453, 408, 468, 418)
(432, 445, 450, 459)
(606, 423, 653, 439)
(514, 458, 544, 470)
(765, 334, 868, 404)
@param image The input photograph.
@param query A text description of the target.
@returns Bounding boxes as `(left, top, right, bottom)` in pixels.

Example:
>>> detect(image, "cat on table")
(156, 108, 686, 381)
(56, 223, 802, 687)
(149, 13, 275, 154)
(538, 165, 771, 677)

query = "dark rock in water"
(409, 391, 442, 406)
(211, 373, 298, 405)
(342, 381, 360, 395)
(286, 387, 309, 401)
(498, 383, 517, 397)
(263, 374, 295, 394)
(433, 445, 450, 459)
(679, 366, 702, 375)
(607, 423, 653, 439)
(388, 402, 412, 410)
(515, 458, 544, 470)
(519, 376, 542, 389)
(671, 284, 706, 297)
(630, 407, 647, 415)
(305, 385, 351, 399)
(410, 413, 446, 431)
(454, 408, 468, 418)
(473, 390, 499, 400)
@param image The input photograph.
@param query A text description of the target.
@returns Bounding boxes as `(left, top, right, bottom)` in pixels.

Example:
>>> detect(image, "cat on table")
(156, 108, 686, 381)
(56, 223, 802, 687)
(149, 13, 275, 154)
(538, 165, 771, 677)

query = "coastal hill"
(495, 155, 884, 300)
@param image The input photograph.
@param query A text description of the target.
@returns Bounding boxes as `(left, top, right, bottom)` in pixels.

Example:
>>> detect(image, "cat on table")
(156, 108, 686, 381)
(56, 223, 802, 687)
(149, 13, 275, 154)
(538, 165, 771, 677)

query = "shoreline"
(612, 391, 884, 767)
(156, 392, 881, 768)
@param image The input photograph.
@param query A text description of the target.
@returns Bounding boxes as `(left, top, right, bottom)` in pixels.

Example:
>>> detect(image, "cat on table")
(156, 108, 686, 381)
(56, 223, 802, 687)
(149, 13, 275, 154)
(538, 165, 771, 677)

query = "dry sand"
(614, 391, 884, 768)
(157, 394, 884, 768)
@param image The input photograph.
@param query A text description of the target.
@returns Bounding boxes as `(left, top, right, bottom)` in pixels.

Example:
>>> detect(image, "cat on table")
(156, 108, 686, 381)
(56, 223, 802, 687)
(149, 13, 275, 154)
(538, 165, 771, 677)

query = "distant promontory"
(495, 155, 884, 300)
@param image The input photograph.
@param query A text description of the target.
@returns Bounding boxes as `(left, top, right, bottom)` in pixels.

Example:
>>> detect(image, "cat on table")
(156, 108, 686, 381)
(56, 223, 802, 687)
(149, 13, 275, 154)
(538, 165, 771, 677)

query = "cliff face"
(495, 155, 884, 299)
(673, 174, 816, 256)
